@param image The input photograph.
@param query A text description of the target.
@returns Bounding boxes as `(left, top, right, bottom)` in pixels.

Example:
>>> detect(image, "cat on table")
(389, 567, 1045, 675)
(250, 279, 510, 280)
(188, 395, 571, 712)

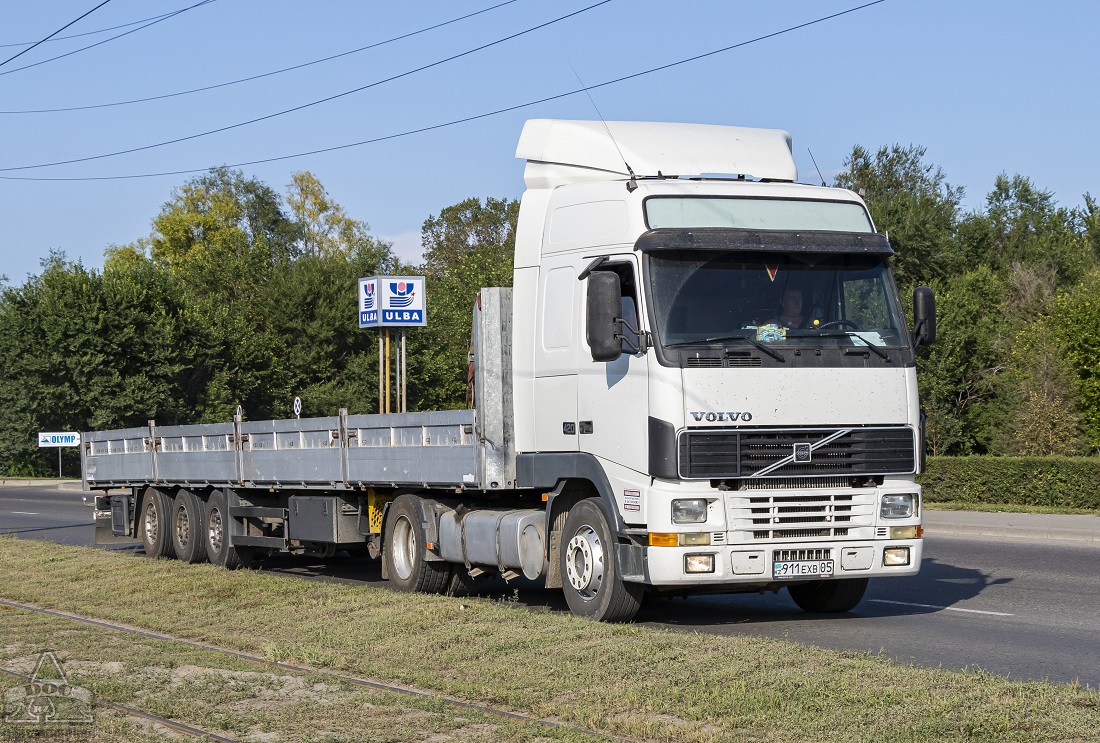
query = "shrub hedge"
(919, 456, 1100, 510)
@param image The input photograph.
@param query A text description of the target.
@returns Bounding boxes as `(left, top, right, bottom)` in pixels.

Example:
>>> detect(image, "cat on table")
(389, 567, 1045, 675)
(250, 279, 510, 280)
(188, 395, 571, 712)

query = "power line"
(0, 1, 611, 172)
(0, 0, 520, 115)
(0, 0, 114, 69)
(0, 0, 216, 78)
(0, 5, 203, 49)
(0, 0, 887, 183)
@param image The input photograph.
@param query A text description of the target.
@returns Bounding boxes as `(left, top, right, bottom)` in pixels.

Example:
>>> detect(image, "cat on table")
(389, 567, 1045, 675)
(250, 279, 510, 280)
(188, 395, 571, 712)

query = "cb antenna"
(570, 63, 637, 192)
(807, 148, 826, 187)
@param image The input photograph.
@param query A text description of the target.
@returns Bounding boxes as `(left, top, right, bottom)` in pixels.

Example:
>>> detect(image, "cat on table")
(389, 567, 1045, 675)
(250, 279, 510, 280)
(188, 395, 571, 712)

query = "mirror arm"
(912, 318, 925, 350)
(615, 317, 649, 354)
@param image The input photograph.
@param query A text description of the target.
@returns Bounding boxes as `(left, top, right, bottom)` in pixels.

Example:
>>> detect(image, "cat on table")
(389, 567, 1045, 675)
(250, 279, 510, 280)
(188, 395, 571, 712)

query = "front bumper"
(640, 538, 922, 586)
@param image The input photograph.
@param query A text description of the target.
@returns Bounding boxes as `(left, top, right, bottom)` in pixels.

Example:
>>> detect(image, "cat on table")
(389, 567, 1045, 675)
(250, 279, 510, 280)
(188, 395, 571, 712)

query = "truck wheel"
(560, 498, 643, 622)
(140, 489, 175, 559)
(383, 495, 450, 594)
(204, 489, 253, 569)
(788, 578, 869, 613)
(171, 489, 208, 564)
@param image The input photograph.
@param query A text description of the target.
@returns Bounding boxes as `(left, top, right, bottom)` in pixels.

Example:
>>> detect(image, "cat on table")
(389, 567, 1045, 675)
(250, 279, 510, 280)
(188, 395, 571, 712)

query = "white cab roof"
(516, 119, 797, 188)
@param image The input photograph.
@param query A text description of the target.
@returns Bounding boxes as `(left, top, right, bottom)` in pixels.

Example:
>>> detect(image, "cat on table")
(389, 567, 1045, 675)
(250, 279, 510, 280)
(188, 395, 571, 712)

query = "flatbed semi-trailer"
(85, 119, 935, 621)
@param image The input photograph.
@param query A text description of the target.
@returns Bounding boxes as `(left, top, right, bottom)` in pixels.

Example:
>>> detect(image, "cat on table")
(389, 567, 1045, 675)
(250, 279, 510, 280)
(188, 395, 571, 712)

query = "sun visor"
(634, 228, 894, 255)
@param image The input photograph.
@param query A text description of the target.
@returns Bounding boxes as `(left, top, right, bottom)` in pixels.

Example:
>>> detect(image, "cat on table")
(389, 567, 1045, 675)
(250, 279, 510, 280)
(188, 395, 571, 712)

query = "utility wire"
(0, 4, 205, 49)
(0, 0, 216, 77)
(0, 1, 610, 172)
(0, 0, 887, 182)
(0, 0, 113, 69)
(1, 0, 520, 115)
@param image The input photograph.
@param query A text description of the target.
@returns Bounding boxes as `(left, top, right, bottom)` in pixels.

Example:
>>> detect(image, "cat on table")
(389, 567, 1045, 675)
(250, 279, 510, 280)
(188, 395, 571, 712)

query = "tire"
(204, 489, 253, 569)
(382, 495, 450, 594)
(788, 578, 869, 613)
(559, 498, 643, 622)
(139, 488, 175, 559)
(171, 489, 208, 564)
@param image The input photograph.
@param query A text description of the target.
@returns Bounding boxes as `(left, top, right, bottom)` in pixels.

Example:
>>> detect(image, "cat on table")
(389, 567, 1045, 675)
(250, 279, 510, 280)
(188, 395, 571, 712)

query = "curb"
(0, 479, 82, 489)
(923, 510, 1100, 544)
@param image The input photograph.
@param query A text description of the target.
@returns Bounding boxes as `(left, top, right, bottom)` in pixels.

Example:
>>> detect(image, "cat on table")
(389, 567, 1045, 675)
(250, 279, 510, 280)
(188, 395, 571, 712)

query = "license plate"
(773, 559, 834, 579)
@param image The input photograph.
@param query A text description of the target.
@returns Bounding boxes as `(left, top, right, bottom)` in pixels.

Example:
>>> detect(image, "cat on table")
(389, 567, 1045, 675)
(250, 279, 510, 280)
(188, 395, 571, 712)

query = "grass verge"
(1, 536, 1098, 742)
(0, 609, 587, 742)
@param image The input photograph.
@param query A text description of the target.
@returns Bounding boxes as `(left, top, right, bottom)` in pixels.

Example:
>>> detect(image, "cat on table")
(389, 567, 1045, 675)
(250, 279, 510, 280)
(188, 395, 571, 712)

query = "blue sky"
(1, 0, 1095, 282)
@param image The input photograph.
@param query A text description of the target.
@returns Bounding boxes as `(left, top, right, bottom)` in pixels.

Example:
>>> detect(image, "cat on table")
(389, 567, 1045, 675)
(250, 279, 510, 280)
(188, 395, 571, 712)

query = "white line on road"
(9, 511, 39, 515)
(870, 599, 1014, 617)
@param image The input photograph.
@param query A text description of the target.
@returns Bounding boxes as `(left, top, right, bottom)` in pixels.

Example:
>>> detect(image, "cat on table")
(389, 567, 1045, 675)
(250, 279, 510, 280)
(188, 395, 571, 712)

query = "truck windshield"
(646, 249, 908, 350)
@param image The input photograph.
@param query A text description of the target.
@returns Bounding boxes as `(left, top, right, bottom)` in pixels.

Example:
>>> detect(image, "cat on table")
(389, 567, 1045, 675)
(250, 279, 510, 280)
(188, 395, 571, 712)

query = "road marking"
(10, 511, 39, 515)
(870, 599, 1014, 617)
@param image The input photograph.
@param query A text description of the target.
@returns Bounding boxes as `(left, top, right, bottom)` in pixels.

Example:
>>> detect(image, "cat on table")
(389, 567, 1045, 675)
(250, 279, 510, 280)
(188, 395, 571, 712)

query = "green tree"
(983, 174, 1093, 286)
(0, 253, 197, 475)
(1052, 272, 1100, 450)
(917, 267, 1006, 455)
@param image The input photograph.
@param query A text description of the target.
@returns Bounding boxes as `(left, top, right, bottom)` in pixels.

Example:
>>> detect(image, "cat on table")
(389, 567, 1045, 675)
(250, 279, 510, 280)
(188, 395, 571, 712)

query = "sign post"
(358, 276, 426, 414)
(37, 432, 81, 478)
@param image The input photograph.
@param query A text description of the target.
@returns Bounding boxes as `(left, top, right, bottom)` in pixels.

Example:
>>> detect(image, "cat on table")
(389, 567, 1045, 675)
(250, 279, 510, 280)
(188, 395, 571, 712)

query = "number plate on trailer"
(773, 560, 834, 579)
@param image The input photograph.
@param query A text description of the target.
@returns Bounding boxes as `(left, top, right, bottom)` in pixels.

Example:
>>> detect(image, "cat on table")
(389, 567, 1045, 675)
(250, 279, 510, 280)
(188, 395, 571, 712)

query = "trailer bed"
(82, 409, 486, 491)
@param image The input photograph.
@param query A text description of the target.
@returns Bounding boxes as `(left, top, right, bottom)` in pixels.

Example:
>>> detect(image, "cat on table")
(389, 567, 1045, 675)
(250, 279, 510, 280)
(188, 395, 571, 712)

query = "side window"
(598, 262, 641, 352)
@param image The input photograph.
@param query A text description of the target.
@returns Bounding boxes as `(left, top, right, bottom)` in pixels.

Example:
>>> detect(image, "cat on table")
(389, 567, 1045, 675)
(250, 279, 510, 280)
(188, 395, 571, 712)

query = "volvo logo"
(689, 411, 752, 422)
(793, 443, 812, 462)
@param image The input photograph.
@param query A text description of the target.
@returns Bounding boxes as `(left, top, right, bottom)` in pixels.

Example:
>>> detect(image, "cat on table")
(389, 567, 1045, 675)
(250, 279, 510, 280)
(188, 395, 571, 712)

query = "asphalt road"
(3, 484, 1098, 689)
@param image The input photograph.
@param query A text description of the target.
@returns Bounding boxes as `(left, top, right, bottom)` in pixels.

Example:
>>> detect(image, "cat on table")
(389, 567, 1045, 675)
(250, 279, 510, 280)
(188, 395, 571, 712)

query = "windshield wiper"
(813, 331, 889, 360)
(666, 334, 785, 362)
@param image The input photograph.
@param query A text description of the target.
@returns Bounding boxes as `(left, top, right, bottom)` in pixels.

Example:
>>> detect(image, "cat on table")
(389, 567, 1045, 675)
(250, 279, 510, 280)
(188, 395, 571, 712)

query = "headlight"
(672, 498, 707, 524)
(880, 494, 915, 519)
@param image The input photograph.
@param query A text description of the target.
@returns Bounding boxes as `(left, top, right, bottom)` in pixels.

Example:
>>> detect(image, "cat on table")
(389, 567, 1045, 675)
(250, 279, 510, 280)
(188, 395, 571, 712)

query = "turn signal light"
(649, 533, 678, 547)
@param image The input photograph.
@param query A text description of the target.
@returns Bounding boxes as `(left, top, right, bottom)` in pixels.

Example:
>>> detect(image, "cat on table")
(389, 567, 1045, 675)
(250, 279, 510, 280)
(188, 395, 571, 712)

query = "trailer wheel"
(560, 498, 643, 622)
(140, 489, 175, 559)
(382, 495, 449, 594)
(788, 578, 868, 613)
(171, 489, 208, 564)
(204, 489, 253, 570)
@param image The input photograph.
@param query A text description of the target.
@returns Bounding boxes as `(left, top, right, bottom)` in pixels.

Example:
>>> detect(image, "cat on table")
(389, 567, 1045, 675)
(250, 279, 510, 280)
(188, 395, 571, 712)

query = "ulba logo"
(389, 281, 415, 308)
(690, 411, 752, 422)
(362, 282, 376, 310)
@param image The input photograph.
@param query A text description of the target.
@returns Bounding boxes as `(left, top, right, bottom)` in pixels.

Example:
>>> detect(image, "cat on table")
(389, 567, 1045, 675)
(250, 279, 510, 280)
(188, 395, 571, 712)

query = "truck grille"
(679, 427, 915, 479)
(729, 489, 875, 541)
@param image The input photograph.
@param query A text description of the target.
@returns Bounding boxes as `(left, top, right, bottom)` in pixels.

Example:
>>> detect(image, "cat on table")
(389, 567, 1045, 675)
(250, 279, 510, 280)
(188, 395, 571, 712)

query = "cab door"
(577, 257, 649, 472)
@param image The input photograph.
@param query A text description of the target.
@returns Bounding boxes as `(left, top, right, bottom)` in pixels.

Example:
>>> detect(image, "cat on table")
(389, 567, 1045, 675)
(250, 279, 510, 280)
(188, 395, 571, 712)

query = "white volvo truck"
(84, 119, 935, 622)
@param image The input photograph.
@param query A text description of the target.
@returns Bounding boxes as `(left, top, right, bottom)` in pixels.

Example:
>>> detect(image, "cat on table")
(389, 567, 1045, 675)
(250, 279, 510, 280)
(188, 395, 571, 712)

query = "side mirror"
(912, 286, 936, 348)
(587, 271, 623, 362)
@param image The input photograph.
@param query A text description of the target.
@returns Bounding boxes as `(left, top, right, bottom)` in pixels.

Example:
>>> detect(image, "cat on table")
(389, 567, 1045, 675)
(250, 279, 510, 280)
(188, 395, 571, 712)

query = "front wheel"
(788, 578, 868, 613)
(560, 499, 643, 622)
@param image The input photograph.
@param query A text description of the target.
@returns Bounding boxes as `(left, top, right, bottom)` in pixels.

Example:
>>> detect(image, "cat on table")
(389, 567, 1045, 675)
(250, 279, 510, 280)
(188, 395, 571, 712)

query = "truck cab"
(510, 120, 933, 618)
